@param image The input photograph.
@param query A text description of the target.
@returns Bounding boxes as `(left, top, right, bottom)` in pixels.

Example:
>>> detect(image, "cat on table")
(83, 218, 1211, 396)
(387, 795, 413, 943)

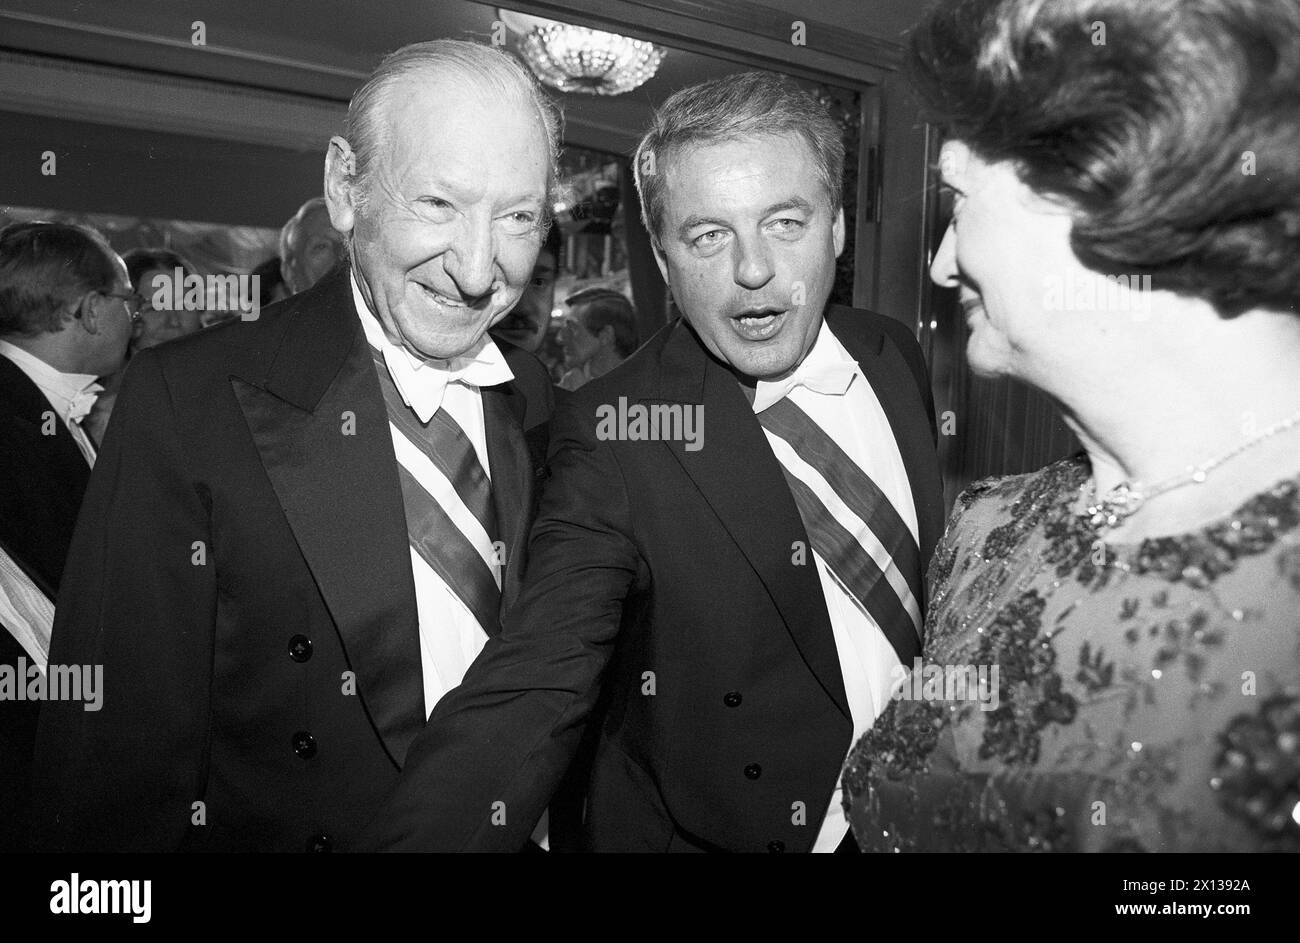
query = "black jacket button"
(767, 840, 785, 853)
(292, 731, 317, 759)
(307, 833, 333, 852)
(744, 763, 762, 780)
(723, 691, 742, 707)
(288, 634, 313, 662)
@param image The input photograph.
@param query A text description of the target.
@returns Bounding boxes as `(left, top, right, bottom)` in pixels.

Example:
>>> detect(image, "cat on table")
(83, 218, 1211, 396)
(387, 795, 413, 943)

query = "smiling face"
(931, 140, 1084, 384)
(652, 133, 844, 381)
(325, 75, 550, 361)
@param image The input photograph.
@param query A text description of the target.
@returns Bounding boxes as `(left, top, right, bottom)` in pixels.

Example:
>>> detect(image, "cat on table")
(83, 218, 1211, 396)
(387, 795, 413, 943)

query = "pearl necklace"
(1083, 408, 1300, 532)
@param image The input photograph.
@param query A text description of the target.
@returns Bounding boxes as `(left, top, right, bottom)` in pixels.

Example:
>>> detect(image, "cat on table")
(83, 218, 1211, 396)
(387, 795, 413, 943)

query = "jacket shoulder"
(825, 304, 922, 357)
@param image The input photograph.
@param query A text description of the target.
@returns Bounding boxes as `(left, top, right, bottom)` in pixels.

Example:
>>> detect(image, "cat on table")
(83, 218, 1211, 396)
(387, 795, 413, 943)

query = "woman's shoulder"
(951, 454, 1086, 522)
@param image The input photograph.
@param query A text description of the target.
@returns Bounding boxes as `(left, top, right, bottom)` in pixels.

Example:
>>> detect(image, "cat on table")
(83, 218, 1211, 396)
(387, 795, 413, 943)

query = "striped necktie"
(758, 396, 923, 665)
(370, 348, 502, 637)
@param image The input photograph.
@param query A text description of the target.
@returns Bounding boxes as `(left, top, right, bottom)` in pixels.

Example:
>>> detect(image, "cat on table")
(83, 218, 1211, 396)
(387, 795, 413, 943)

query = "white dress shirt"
(752, 319, 919, 852)
(0, 340, 101, 467)
(350, 274, 515, 718)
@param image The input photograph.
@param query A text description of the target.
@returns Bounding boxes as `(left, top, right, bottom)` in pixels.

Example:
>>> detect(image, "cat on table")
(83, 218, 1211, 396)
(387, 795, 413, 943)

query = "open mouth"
(730, 307, 788, 341)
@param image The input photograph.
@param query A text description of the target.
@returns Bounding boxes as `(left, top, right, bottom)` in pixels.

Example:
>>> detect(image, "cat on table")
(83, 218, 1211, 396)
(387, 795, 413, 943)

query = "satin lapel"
(830, 316, 945, 607)
(481, 382, 532, 620)
(656, 325, 851, 721)
(232, 274, 424, 767)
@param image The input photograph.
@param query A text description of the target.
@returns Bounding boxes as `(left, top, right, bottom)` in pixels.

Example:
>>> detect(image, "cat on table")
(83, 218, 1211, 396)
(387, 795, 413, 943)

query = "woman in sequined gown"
(843, 0, 1300, 853)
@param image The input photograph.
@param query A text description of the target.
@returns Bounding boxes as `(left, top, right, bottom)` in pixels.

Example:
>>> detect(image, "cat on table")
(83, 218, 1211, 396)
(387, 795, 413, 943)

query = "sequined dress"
(842, 455, 1300, 852)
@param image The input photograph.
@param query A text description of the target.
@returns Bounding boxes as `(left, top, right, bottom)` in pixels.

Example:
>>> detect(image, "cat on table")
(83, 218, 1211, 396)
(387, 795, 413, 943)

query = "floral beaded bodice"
(842, 455, 1300, 852)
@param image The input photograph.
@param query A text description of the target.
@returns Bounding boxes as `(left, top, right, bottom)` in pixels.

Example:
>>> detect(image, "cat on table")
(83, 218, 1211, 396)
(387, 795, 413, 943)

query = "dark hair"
(122, 247, 194, 293)
(910, 0, 1300, 317)
(633, 72, 844, 246)
(0, 221, 119, 337)
(567, 287, 639, 357)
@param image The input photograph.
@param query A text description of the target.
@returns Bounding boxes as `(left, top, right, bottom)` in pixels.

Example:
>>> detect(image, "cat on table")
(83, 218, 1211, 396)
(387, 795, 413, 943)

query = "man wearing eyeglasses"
(0, 220, 133, 851)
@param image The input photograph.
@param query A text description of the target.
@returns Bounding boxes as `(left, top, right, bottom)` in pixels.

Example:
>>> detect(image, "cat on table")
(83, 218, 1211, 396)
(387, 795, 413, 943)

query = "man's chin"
(402, 326, 492, 362)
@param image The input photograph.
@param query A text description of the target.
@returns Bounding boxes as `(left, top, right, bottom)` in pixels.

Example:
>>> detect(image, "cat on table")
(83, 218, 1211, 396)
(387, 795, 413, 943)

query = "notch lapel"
(231, 270, 425, 767)
(654, 323, 851, 721)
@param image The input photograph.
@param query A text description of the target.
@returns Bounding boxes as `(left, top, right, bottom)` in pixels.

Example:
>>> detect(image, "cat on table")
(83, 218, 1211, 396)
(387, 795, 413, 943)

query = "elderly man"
(365, 72, 945, 853)
(279, 196, 347, 296)
(0, 221, 133, 852)
(32, 40, 557, 852)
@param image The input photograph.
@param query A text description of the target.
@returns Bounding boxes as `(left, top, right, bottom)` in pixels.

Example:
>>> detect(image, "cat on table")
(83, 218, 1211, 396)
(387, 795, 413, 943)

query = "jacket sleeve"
(30, 347, 216, 851)
(360, 390, 641, 851)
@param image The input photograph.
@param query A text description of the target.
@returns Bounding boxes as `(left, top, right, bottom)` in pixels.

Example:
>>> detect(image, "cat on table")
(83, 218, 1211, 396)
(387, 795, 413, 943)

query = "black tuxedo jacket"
(365, 305, 944, 852)
(0, 353, 90, 595)
(30, 266, 553, 852)
(0, 352, 92, 852)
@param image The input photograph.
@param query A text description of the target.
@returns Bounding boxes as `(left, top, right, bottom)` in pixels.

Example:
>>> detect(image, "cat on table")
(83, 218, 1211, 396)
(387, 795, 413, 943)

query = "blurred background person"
(0, 220, 133, 851)
(843, 0, 1300, 853)
(557, 286, 638, 391)
(491, 224, 560, 356)
(123, 247, 204, 353)
(279, 196, 346, 296)
(83, 247, 206, 442)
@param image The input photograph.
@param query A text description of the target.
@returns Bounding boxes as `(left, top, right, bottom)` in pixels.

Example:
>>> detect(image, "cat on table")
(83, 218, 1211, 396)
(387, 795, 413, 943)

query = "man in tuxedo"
(32, 40, 557, 852)
(0, 221, 133, 851)
(365, 72, 945, 852)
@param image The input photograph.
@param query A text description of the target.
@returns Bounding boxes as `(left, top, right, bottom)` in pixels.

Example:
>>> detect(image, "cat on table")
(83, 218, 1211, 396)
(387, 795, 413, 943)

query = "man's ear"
(324, 136, 360, 236)
(832, 206, 846, 259)
(599, 324, 616, 349)
(75, 292, 101, 335)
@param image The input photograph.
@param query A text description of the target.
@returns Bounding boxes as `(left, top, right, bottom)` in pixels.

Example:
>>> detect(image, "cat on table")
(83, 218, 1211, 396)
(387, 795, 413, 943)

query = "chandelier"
(499, 10, 665, 96)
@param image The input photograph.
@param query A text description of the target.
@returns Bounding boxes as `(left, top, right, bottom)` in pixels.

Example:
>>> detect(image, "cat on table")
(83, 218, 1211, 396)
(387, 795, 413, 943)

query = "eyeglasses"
(98, 288, 145, 322)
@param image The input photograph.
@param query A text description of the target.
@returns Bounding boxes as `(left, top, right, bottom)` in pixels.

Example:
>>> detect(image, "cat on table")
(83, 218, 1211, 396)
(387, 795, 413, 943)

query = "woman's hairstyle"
(633, 72, 844, 247)
(910, 0, 1300, 316)
(122, 247, 194, 293)
(0, 221, 119, 337)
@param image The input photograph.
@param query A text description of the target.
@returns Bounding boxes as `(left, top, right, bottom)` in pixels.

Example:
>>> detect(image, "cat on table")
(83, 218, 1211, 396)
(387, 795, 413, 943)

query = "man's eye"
(500, 211, 538, 235)
(693, 230, 726, 247)
(767, 218, 804, 233)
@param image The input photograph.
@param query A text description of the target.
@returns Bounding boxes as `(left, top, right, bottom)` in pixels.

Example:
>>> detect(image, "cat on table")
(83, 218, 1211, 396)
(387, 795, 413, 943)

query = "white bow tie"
(379, 342, 512, 424)
(752, 361, 858, 413)
(66, 386, 101, 424)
